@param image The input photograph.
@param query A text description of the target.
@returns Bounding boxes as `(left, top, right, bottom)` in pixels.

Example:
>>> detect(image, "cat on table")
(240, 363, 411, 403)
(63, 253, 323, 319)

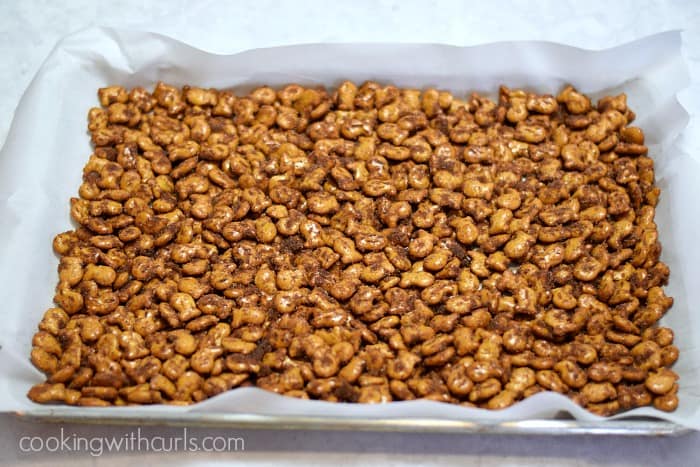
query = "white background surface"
(0, 0, 699, 465)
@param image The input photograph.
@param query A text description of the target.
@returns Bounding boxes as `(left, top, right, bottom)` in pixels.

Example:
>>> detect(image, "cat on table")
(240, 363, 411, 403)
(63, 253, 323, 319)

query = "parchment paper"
(1, 27, 697, 428)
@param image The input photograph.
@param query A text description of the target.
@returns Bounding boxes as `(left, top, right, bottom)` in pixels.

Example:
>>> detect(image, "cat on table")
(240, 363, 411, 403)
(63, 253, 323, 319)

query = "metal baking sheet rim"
(14, 409, 689, 436)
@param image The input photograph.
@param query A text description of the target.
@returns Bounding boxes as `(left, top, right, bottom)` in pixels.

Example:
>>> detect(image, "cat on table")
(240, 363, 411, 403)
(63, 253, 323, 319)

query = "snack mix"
(28, 81, 679, 415)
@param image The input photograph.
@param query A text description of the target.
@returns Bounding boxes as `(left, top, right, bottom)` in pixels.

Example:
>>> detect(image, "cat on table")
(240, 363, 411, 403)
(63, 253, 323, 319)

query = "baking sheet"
(0, 27, 697, 429)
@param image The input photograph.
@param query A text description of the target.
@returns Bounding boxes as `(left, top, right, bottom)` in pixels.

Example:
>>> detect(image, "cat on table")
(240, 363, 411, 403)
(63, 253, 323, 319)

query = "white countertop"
(1, 0, 699, 465)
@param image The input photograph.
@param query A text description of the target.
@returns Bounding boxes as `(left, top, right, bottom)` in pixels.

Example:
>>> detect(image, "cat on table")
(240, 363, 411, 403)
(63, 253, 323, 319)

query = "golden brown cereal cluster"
(27, 81, 679, 415)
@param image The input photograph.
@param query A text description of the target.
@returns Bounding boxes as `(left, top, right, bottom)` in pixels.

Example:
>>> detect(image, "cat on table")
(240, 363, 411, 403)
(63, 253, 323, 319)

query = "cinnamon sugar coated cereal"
(27, 81, 678, 415)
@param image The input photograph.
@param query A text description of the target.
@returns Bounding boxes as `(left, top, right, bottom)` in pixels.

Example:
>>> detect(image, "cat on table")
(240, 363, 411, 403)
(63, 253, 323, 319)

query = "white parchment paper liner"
(1, 27, 697, 428)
